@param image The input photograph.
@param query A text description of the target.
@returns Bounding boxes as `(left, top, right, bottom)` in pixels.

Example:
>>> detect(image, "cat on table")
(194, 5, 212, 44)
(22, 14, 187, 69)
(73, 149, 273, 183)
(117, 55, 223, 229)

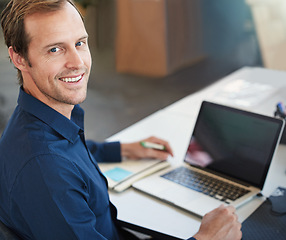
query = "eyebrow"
(43, 35, 89, 49)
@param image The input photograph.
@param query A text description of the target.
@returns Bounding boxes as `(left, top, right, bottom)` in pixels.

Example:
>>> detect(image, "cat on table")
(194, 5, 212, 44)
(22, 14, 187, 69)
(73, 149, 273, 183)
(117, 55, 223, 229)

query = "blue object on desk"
(269, 187, 286, 214)
(242, 187, 286, 240)
(104, 167, 133, 182)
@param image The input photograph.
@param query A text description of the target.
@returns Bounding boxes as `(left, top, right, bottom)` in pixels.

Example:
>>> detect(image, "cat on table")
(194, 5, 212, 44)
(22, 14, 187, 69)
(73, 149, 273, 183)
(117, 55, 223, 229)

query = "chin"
(72, 95, 87, 105)
(61, 94, 86, 106)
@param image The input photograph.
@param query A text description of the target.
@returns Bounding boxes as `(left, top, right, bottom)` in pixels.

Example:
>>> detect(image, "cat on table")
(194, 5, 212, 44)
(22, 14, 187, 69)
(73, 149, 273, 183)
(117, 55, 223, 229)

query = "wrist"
(120, 143, 135, 159)
(120, 143, 127, 156)
(191, 233, 202, 240)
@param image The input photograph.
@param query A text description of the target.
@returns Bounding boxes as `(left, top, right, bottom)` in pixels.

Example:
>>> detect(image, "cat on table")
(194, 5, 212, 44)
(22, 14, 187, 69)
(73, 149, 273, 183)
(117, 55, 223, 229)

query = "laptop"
(133, 101, 284, 217)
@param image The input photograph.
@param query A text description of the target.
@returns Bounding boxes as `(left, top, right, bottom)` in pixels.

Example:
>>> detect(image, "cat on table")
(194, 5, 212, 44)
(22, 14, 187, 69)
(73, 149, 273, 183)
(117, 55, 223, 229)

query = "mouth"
(59, 74, 84, 83)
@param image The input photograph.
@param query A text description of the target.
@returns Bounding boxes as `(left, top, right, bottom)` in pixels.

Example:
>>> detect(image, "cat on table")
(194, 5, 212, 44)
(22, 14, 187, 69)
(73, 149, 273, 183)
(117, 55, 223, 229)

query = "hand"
(193, 205, 242, 240)
(121, 136, 174, 160)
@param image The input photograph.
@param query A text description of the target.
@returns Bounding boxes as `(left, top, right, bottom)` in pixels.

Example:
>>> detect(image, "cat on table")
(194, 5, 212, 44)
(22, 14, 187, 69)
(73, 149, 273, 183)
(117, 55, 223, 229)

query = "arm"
(10, 154, 118, 240)
(86, 140, 122, 163)
(86, 136, 173, 163)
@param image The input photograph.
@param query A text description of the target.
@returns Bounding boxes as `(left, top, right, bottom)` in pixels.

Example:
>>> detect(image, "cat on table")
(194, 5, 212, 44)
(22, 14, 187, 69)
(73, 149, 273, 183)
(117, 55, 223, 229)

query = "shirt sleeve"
(9, 154, 119, 240)
(86, 140, 122, 163)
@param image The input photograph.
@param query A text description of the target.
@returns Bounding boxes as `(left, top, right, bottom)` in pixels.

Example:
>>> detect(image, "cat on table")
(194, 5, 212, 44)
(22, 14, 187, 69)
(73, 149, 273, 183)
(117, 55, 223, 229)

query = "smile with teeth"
(59, 74, 83, 83)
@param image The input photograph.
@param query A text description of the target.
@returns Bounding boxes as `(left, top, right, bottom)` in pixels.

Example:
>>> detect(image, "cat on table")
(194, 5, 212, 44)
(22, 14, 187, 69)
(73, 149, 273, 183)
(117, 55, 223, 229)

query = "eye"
(50, 47, 59, 53)
(75, 41, 83, 47)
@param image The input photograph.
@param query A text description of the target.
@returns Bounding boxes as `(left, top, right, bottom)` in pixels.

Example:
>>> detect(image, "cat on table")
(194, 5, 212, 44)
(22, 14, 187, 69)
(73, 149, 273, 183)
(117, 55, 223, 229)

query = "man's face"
(22, 2, 91, 115)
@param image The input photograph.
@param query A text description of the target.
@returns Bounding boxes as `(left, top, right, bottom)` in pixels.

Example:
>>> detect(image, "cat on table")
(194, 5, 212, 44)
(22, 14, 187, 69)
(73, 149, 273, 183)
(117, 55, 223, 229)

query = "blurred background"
(0, 0, 285, 141)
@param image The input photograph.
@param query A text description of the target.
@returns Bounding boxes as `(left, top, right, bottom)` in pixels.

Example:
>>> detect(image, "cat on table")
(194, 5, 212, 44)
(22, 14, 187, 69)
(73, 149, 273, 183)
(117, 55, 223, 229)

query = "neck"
(23, 85, 74, 119)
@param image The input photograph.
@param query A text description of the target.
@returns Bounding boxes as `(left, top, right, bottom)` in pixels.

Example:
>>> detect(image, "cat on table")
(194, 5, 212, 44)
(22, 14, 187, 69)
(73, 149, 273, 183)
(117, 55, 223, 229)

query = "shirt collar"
(17, 87, 84, 143)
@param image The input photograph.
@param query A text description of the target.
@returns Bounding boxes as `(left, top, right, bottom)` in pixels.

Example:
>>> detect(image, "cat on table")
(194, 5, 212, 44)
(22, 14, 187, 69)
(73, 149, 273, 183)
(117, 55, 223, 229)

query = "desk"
(107, 67, 286, 239)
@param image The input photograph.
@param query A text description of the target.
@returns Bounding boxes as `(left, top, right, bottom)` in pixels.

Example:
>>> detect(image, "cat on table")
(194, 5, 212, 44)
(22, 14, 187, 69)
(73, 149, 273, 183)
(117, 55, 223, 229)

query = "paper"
(212, 79, 276, 107)
(103, 167, 133, 182)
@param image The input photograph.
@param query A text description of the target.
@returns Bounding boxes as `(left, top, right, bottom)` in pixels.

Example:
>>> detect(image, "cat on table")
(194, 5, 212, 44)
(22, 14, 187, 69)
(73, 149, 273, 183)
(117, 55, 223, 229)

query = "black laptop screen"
(184, 101, 284, 189)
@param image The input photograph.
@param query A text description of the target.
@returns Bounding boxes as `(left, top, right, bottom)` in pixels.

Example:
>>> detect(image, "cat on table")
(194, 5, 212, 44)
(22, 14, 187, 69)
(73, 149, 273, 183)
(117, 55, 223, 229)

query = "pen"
(276, 102, 286, 118)
(140, 141, 166, 151)
(278, 102, 285, 113)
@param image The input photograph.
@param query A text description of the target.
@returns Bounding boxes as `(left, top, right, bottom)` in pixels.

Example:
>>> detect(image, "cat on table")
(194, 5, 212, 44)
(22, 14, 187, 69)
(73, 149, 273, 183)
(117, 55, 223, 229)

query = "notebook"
(133, 101, 284, 217)
(99, 159, 170, 192)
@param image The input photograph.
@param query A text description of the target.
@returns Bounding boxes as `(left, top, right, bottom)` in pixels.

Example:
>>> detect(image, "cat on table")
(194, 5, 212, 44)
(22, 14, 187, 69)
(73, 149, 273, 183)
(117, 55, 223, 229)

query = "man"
(0, 0, 242, 239)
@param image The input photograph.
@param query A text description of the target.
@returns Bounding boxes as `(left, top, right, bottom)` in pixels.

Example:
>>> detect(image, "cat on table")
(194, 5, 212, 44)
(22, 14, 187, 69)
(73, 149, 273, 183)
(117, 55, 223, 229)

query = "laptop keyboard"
(161, 167, 250, 204)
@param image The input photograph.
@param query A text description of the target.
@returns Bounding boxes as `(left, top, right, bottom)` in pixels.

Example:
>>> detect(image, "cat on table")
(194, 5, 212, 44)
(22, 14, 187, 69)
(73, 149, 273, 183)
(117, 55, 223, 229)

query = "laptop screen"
(184, 101, 284, 189)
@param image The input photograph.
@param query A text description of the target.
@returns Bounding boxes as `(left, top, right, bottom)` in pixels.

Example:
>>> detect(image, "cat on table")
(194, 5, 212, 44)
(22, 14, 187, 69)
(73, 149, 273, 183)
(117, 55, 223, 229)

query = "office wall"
(247, 0, 286, 70)
(115, 0, 204, 77)
(200, 0, 262, 72)
(85, 0, 262, 79)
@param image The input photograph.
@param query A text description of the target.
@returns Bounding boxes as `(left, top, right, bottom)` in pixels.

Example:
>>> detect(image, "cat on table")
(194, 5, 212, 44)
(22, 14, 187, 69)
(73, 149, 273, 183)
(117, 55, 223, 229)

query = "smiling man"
(9, 0, 91, 118)
(0, 1, 241, 240)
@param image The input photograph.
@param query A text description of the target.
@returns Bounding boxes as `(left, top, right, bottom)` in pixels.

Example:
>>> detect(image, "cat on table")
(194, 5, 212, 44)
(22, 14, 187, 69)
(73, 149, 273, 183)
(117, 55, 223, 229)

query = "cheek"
(82, 50, 92, 67)
(85, 58, 92, 71)
(29, 54, 61, 78)
(44, 59, 66, 79)
(42, 64, 60, 78)
(33, 65, 62, 83)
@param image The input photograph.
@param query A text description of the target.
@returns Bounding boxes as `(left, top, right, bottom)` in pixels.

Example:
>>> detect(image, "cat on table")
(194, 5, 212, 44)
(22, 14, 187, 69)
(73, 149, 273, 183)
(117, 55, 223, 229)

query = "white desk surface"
(107, 67, 286, 239)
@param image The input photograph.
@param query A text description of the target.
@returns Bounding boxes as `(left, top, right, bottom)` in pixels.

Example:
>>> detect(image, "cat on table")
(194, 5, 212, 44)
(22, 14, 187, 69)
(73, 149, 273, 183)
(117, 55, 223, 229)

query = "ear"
(8, 46, 29, 72)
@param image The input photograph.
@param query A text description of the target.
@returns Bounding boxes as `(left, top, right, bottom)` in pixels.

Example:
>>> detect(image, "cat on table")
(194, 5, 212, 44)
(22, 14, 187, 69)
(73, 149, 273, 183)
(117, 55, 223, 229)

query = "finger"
(217, 204, 235, 212)
(155, 151, 170, 160)
(213, 204, 225, 212)
(163, 142, 174, 157)
(146, 148, 170, 160)
(225, 205, 236, 214)
(212, 205, 236, 220)
(145, 136, 174, 156)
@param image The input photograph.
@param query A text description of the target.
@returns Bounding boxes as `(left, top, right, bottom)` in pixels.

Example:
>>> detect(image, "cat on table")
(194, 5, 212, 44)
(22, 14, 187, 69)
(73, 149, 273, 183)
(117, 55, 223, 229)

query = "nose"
(65, 48, 84, 70)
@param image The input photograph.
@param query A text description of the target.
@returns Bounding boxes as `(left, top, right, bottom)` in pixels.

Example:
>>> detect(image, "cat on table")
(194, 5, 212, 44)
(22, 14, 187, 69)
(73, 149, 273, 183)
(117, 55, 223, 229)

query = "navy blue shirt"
(0, 88, 122, 240)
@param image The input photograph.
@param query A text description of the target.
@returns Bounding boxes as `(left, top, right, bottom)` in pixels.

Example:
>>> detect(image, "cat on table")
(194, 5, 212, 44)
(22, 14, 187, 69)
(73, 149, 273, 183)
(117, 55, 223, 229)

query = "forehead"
(24, 2, 87, 47)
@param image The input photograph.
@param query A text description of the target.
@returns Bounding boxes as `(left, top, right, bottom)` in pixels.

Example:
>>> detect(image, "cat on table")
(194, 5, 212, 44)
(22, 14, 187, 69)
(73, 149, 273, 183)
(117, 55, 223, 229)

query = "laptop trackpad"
(159, 186, 222, 216)
(160, 186, 202, 205)
(184, 197, 223, 216)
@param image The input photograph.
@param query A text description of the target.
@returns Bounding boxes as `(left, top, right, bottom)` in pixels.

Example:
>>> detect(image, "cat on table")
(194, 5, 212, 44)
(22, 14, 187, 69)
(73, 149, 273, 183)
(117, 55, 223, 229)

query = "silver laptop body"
(133, 101, 284, 217)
